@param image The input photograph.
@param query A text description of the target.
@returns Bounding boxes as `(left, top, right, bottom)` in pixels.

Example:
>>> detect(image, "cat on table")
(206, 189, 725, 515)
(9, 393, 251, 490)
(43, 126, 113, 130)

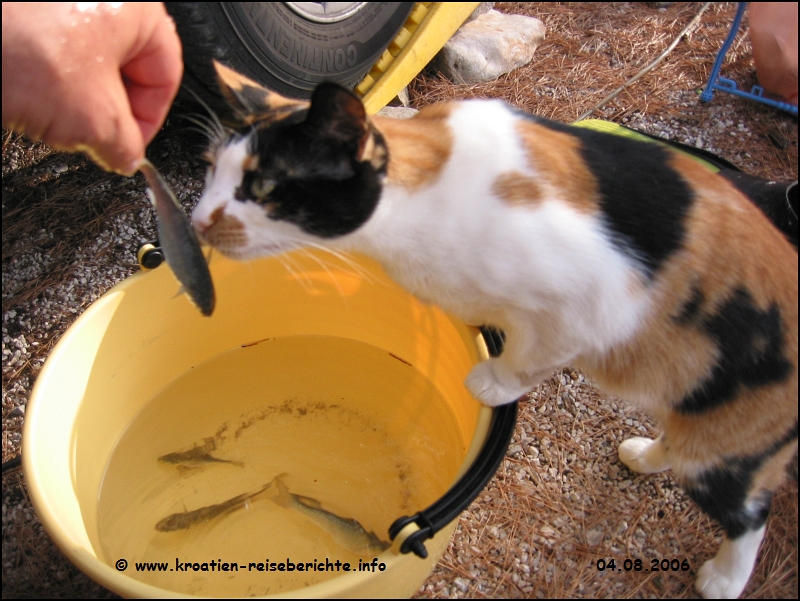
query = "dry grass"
(2, 2, 797, 599)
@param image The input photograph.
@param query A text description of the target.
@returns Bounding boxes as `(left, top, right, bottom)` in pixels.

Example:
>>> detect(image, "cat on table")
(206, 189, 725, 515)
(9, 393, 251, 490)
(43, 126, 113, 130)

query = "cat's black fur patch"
(677, 287, 792, 414)
(570, 127, 694, 279)
(520, 113, 694, 279)
(686, 421, 797, 538)
(233, 83, 271, 114)
(675, 284, 704, 324)
(236, 83, 384, 237)
(687, 456, 772, 539)
(269, 163, 382, 237)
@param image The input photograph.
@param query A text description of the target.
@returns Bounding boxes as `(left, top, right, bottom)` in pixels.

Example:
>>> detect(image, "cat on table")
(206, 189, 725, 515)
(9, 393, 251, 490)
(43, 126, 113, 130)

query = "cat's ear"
(306, 83, 369, 146)
(306, 83, 386, 168)
(213, 60, 309, 125)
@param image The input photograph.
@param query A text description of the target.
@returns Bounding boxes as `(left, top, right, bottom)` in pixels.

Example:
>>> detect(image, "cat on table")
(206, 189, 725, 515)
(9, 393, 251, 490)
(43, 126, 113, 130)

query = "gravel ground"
(3, 2, 797, 598)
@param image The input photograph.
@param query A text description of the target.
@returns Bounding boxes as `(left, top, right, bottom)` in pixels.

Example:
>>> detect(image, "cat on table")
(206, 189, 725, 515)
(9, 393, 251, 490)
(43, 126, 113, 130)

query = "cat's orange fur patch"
(242, 154, 259, 172)
(358, 125, 388, 172)
(515, 121, 599, 213)
(491, 171, 544, 205)
(204, 207, 248, 251)
(372, 104, 454, 191)
(751, 441, 798, 496)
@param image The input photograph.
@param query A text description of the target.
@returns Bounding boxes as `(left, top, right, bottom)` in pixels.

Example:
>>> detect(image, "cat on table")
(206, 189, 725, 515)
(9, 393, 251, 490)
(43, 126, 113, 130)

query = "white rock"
(433, 10, 545, 84)
(585, 525, 605, 546)
(453, 577, 470, 592)
(375, 106, 419, 119)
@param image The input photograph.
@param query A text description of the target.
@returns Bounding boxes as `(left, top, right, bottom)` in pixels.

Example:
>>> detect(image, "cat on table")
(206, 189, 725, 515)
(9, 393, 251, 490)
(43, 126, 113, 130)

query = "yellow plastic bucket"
(23, 250, 497, 598)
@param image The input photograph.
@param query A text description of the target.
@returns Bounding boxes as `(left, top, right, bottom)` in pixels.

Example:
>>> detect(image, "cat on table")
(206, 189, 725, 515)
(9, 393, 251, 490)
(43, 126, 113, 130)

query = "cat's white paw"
(695, 527, 764, 599)
(696, 556, 749, 599)
(618, 437, 671, 474)
(464, 361, 529, 407)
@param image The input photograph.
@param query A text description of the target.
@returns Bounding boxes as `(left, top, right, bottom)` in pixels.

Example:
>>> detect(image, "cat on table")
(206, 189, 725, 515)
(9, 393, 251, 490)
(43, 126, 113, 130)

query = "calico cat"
(192, 62, 798, 599)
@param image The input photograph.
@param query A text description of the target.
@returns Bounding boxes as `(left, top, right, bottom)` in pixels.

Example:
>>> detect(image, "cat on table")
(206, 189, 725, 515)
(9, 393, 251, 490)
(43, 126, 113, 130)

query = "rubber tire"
(166, 2, 413, 105)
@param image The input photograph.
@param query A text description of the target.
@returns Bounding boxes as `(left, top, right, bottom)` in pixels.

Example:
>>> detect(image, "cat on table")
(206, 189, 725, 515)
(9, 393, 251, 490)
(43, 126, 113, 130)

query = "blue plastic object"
(700, 2, 798, 116)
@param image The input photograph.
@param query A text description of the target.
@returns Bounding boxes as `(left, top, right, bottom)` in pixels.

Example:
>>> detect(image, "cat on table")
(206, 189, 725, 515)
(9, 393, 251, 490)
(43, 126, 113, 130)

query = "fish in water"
(155, 474, 285, 532)
(158, 447, 244, 468)
(139, 159, 215, 316)
(270, 475, 390, 556)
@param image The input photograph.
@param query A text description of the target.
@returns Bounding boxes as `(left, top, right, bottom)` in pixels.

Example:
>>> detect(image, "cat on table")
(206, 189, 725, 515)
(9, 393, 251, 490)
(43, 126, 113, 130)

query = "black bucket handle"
(388, 326, 519, 558)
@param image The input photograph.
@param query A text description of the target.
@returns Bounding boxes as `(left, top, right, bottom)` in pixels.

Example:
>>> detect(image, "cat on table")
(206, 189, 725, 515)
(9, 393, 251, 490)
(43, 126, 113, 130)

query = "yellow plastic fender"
(355, 2, 481, 114)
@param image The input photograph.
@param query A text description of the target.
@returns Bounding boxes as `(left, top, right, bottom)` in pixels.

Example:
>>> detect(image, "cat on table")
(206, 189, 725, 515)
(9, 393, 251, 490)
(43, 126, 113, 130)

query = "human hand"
(2, 2, 183, 175)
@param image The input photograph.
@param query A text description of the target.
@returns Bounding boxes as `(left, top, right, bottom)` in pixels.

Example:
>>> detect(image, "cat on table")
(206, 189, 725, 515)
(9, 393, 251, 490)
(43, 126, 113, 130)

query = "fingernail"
(120, 158, 144, 177)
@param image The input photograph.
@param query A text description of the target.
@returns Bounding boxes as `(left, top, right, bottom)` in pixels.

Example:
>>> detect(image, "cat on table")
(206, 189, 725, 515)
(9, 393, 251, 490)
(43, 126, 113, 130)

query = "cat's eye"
(251, 178, 276, 199)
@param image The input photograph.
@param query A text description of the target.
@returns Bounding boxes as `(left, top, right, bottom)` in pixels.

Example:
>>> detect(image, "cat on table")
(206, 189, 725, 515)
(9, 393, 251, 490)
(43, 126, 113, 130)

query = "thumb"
(82, 79, 146, 176)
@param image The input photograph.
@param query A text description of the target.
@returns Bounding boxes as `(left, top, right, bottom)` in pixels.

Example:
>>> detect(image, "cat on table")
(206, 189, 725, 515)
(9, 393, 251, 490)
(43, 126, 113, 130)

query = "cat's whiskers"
(177, 86, 236, 162)
(236, 246, 314, 293)
(298, 241, 380, 287)
(185, 117, 222, 142)
(278, 235, 384, 296)
(181, 114, 231, 154)
(273, 244, 316, 292)
(293, 246, 349, 299)
(181, 85, 230, 142)
(183, 124, 222, 145)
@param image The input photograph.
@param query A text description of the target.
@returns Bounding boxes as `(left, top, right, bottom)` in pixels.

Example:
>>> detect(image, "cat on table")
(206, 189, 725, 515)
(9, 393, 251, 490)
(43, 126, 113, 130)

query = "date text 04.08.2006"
(596, 558, 690, 572)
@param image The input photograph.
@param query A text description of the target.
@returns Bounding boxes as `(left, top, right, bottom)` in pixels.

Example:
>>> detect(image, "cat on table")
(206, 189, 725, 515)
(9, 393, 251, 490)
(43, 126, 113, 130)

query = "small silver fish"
(270, 475, 390, 556)
(155, 474, 284, 532)
(158, 447, 244, 468)
(140, 159, 215, 316)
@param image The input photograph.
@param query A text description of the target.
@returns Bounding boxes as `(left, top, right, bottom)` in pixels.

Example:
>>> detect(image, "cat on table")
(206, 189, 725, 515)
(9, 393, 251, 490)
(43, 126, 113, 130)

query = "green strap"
(571, 119, 721, 173)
